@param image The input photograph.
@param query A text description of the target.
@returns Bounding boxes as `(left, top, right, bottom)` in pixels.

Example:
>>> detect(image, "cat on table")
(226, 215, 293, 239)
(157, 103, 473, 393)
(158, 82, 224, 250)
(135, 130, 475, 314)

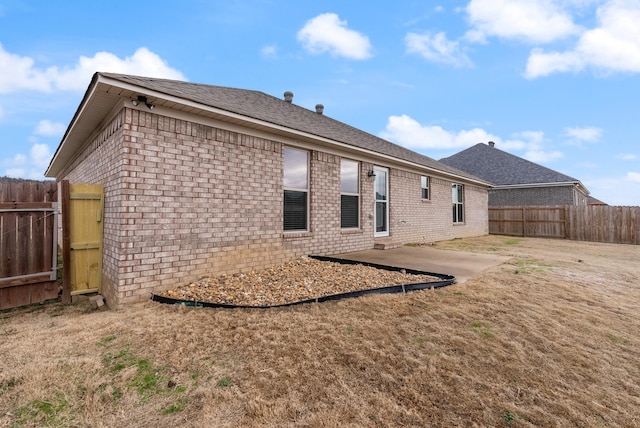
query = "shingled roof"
(46, 72, 486, 185)
(439, 142, 582, 187)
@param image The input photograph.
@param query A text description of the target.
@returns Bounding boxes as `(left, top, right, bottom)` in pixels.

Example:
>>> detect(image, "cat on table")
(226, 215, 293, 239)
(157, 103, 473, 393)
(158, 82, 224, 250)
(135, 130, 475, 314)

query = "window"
(421, 176, 430, 200)
(283, 147, 308, 231)
(452, 183, 464, 223)
(340, 159, 359, 228)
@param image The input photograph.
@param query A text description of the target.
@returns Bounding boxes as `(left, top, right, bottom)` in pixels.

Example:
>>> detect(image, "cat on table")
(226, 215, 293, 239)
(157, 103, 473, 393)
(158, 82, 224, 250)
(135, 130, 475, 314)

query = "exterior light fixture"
(132, 95, 154, 110)
(367, 170, 376, 178)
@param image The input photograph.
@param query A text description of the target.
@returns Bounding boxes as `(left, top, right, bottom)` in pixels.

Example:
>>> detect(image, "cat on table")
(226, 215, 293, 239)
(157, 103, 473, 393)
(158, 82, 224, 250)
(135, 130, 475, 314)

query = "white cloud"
(0, 104, 4, 119)
(2, 153, 27, 167)
(564, 126, 603, 143)
(30, 144, 52, 168)
(524, 49, 584, 78)
(586, 173, 640, 205)
(525, 1, 640, 78)
(0, 43, 52, 92)
(380, 114, 500, 149)
(261, 45, 278, 58)
(524, 149, 564, 162)
(297, 13, 372, 60)
(52, 48, 186, 91)
(507, 131, 565, 162)
(0, 44, 186, 93)
(464, 0, 580, 44)
(34, 120, 66, 137)
(1, 144, 51, 179)
(617, 153, 637, 160)
(406, 31, 473, 67)
(380, 114, 565, 163)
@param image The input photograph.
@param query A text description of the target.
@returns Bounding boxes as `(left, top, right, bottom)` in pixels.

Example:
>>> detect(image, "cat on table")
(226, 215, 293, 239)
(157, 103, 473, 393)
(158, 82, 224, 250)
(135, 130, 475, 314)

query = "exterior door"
(374, 166, 389, 237)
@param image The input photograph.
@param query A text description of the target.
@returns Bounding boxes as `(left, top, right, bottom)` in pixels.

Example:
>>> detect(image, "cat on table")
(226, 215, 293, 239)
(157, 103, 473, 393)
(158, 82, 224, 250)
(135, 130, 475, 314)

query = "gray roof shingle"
(439, 143, 580, 186)
(99, 73, 486, 184)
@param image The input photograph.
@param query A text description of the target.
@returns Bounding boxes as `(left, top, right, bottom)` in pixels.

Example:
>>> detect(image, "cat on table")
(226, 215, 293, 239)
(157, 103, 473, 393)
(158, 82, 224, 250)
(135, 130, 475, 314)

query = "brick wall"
(60, 107, 488, 307)
(390, 172, 488, 243)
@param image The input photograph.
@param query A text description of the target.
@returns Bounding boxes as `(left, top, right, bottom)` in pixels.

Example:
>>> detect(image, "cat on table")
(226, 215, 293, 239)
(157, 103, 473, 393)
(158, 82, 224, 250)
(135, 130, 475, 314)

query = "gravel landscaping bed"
(156, 257, 441, 306)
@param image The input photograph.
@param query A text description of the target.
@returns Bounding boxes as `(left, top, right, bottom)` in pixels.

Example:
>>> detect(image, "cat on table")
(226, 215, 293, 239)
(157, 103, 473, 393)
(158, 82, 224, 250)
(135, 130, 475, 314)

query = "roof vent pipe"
(315, 104, 324, 115)
(488, 141, 495, 148)
(284, 91, 293, 103)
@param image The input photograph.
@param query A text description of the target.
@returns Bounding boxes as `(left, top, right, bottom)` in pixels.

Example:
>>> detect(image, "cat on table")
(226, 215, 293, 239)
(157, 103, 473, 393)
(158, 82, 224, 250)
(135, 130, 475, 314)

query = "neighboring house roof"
(587, 196, 607, 205)
(439, 142, 588, 193)
(45, 72, 488, 187)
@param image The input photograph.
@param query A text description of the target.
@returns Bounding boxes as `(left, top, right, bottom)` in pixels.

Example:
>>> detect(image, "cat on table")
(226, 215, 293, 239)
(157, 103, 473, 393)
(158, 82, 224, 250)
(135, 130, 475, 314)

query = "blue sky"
(1, 0, 639, 205)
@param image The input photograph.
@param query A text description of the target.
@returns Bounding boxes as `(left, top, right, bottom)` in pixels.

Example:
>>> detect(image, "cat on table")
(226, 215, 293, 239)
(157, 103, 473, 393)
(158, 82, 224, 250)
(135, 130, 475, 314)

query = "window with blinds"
(283, 147, 308, 231)
(421, 176, 430, 200)
(340, 159, 359, 228)
(452, 183, 464, 223)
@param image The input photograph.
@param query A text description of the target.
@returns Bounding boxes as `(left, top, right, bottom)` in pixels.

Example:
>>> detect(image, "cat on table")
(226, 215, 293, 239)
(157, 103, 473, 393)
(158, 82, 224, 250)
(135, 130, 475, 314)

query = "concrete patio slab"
(333, 245, 511, 284)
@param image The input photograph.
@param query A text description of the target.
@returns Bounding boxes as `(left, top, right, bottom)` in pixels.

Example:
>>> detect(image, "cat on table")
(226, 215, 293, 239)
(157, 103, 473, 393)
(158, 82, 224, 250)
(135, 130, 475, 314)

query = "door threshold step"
(374, 239, 403, 250)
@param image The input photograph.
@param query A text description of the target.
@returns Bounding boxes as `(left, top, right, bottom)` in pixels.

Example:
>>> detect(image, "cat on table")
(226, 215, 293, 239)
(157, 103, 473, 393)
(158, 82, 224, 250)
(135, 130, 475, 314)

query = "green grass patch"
(99, 340, 170, 404)
(163, 397, 189, 415)
(112, 388, 123, 400)
(471, 321, 493, 339)
(605, 333, 629, 345)
(103, 347, 137, 373)
(217, 377, 232, 388)
(97, 335, 117, 346)
(511, 259, 553, 275)
(15, 392, 69, 427)
(95, 337, 198, 417)
(444, 238, 471, 250)
(502, 410, 516, 425)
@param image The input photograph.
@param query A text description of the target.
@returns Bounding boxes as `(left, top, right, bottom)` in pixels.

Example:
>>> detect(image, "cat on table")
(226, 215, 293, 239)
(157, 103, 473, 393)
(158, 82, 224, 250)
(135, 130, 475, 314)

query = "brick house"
(440, 142, 590, 207)
(45, 72, 490, 308)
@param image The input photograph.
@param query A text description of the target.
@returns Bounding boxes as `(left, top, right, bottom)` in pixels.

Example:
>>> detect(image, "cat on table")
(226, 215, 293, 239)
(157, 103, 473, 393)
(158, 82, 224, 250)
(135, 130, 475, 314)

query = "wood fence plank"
(0, 179, 59, 310)
(29, 281, 58, 304)
(491, 205, 640, 245)
(0, 272, 52, 288)
(61, 180, 71, 304)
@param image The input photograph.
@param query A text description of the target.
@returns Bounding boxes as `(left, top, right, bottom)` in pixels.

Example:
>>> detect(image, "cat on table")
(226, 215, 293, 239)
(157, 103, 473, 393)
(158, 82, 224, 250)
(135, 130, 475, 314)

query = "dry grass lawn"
(1, 236, 639, 427)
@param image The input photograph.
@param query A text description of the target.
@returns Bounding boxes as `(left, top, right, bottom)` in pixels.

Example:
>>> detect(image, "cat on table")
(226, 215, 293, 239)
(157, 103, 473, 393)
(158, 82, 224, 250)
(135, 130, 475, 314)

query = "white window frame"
(452, 183, 464, 224)
(283, 147, 309, 232)
(421, 176, 430, 200)
(340, 159, 360, 229)
(374, 166, 389, 237)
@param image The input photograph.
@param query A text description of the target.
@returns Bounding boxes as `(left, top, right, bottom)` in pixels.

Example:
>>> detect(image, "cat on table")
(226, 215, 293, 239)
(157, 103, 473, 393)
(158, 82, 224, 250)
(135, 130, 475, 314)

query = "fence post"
(522, 206, 527, 237)
(61, 180, 71, 304)
(564, 205, 570, 240)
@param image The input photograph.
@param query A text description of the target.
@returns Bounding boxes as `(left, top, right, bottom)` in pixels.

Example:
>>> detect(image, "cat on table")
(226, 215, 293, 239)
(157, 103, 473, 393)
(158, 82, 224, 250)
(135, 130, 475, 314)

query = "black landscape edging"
(151, 255, 456, 309)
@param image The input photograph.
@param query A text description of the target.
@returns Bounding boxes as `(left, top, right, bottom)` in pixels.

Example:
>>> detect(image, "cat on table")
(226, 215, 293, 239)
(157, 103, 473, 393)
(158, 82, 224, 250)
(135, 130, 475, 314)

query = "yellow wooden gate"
(61, 182, 104, 301)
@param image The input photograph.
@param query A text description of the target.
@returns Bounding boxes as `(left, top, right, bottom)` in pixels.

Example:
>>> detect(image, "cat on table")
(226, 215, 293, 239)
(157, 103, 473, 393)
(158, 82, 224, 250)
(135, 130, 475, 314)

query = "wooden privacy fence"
(0, 180, 59, 310)
(489, 205, 640, 245)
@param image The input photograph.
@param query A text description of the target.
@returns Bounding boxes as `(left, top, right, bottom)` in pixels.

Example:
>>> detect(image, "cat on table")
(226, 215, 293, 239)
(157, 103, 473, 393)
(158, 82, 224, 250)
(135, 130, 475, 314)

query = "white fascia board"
(45, 82, 100, 177)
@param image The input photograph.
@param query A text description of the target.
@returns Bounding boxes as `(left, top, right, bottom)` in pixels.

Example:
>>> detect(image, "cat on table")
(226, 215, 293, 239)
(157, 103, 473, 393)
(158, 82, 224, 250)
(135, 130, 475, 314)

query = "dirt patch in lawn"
(1, 236, 639, 427)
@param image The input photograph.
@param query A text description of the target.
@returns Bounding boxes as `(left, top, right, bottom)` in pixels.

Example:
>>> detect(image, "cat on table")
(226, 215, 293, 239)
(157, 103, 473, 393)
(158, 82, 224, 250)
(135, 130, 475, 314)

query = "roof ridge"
(440, 142, 581, 186)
